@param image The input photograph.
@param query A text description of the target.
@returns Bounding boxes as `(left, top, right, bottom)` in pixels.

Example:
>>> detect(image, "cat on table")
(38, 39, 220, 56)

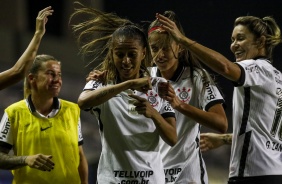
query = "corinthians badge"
(146, 91, 159, 107)
(177, 87, 191, 103)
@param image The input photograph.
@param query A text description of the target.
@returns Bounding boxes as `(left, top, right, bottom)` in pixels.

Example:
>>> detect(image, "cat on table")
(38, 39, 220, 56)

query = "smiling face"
(149, 32, 180, 73)
(29, 60, 62, 97)
(230, 24, 261, 62)
(112, 36, 146, 81)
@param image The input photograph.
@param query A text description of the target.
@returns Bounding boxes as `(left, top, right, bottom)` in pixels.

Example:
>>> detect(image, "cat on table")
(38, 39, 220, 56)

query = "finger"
(33, 160, 47, 171)
(147, 78, 152, 90)
(93, 70, 102, 75)
(37, 157, 54, 171)
(38, 7, 54, 18)
(135, 107, 146, 115)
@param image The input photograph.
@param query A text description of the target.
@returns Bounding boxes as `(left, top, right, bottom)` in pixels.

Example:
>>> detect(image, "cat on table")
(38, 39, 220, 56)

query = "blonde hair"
(24, 54, 60, 98)
(235, 16, 282, 62)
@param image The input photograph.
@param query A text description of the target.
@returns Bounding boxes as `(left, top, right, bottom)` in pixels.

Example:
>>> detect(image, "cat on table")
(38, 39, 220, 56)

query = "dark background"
(0, 0, 282, 183)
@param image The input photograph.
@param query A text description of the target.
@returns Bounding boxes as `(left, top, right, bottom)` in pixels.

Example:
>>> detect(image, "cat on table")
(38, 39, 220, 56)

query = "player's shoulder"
(6, 100, 26, 111)
(60, 99, 79, 109)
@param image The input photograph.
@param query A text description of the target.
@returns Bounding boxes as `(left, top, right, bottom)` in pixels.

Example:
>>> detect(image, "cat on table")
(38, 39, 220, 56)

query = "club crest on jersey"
(176, 87, 191, 103)
(146, 91, 158, 107)
(92, 81, 100, 89)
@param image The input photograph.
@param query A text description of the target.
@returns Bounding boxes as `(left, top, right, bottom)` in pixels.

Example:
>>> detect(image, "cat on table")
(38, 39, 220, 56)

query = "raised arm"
(155, 13, 241, 82)
(78, 77, 152, 109)
(0, 6, 53, 90)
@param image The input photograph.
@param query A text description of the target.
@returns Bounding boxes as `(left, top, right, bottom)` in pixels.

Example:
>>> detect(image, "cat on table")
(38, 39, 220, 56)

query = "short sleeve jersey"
(150, 63, 224, 184)
(84, 78, 175, 184)
(84, 77, 175, 184)
(230, 58, 282, 178)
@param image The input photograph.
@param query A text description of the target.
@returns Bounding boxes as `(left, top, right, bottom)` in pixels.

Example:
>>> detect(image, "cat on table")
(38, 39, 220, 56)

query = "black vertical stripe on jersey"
(93, 108, 103, 131)
(197, 126, 206, 184)
(238, 87, 251, 176)
(197, 144, 206, 184)
(238, 131, 252, 177)
(239, 87, 250, 136)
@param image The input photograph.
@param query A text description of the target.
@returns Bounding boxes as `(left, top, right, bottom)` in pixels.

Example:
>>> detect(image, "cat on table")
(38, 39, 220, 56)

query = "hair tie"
(148, 26, 165, 35)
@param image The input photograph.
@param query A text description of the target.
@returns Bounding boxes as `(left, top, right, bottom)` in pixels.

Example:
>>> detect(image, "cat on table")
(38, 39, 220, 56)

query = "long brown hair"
(70, 2, 152, 83)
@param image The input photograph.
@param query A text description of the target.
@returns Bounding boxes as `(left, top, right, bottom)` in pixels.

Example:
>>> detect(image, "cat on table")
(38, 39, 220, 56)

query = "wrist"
(221, 134, 232, 145)
(174, 101, 185, 112)
(21, 156, 28, 165)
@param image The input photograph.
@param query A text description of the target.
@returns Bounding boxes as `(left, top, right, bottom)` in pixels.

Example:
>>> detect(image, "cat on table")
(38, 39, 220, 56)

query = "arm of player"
(129, 94, 177, 146)
(0, 7, 54, 90)
(200, 133, 232, 152)
(162, 83, 228, 133)
(155, 13, 241, 82)
(78, 146, 88, 184)
(78, 77, 152, 109)
(0, 147, 54, 171)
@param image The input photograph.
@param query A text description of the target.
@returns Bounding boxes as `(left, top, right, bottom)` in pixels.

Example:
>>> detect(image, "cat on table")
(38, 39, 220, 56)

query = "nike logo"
(40, 127, 52, 131)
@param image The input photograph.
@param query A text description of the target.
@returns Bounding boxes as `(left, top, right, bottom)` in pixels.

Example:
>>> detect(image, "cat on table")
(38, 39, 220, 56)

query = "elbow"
(167, 135, 178, 147)
(219, 63, 231, 77)
(77, 98, 88, 110)
(218, 119, 228, 134)
(219, 62, 239, 81)
(77, 91, 94, 110)
(10, 69, 26, 83)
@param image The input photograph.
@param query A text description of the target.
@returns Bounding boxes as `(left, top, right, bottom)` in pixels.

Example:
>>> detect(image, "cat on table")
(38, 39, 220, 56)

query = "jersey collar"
(253, 56, 272, 64)
(27, 95, 60, 113)
(156, 61, 186, 82)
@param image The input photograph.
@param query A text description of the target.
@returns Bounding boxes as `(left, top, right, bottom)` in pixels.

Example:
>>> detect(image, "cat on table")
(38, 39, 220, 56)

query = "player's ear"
(256, 36, 266, 49)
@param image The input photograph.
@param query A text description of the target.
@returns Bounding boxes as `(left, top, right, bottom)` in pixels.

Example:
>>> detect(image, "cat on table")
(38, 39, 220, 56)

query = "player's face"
(112, 37, 145, 81)
(30, 60, 62, 97)
(230, 24, 260, 62)
(149, 33, 180, 73)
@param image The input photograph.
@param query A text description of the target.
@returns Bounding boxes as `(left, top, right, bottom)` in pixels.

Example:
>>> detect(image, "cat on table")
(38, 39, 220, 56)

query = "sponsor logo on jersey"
(164, 105, 172, 112)
(113, 170, 153, 184)
(164, 168, 182, 183)
(205, 82, 216, 100)
(40, 126, 52, 131)
(245, 64, 259, 73)
(176, 87, 191, 103)
(0, 121, 10, 140)
(274, 70, 280, 76)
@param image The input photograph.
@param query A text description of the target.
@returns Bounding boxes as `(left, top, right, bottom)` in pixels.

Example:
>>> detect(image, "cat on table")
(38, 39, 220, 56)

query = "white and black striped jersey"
(84, 77, 175, 184)
(230, 58, 282, 178)
(150, 62, 224, 184)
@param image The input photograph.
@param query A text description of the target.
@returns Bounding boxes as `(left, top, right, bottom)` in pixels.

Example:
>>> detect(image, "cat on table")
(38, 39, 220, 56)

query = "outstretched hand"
(129, 77, 152, 93)
(86, 70, 107, 84)
(36, 6, 54, 37)
(25, 154, 54, 172)
(159, 82, 181, 109)
(128, 94, 156, 118)
(200, 133, 226, 152)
